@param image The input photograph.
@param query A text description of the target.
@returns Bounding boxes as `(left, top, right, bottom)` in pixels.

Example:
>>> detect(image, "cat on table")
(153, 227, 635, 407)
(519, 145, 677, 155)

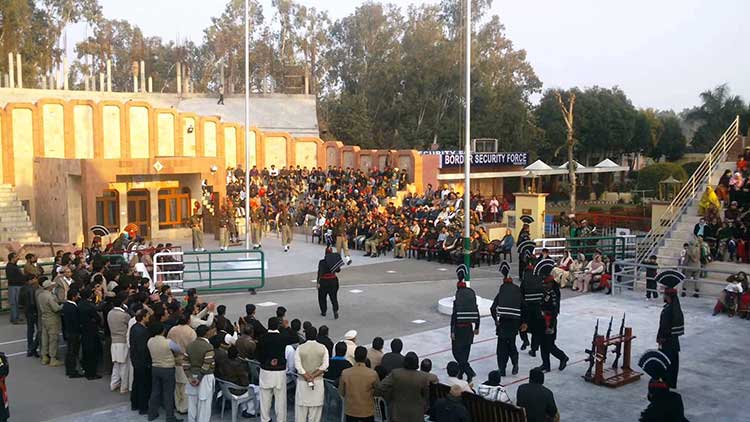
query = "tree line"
(1, 0, 747, 159)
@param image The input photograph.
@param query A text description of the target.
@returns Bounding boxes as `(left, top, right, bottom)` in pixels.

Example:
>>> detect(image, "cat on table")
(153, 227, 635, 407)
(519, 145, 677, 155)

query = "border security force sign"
(429, 151, 529, 168)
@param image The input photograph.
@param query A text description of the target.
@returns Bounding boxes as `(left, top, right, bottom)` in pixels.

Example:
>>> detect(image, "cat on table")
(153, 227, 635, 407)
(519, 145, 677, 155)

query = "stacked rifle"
(582, 313, 641, 387)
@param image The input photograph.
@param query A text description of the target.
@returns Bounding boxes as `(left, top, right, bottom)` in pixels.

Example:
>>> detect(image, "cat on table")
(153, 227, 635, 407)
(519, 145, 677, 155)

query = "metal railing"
(533, 235, 642, 261)
(637, 116, 740, 263)
(612, 260, 737, 298)
(154, 249, 265, 294)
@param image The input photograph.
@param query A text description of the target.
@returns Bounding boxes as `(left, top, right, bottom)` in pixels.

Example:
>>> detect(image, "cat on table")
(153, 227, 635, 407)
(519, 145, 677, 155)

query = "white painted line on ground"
(0, 339, 25, 346)
(349, 289, 363, 293)
(257, 301, 278, 307)
(310, 279, 317, 283)
(386, 270, 396, 274)
(437, 268, 448, 271)
(412, 319, 427, 324)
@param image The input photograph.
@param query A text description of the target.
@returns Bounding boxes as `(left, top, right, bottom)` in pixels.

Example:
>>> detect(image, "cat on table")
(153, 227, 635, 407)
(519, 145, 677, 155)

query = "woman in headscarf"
(697, 186, 720, 216)
(729, 172, 744, 190)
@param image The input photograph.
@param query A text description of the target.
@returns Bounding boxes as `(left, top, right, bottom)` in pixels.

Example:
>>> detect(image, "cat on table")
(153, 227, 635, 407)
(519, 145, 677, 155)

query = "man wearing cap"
(38, 277, 63, 366)
(278, 205, 294, 252)
(250, 202, 264, 249)
(451, 265, 480, 382)
(189, 203, 204, 252)
(491, 262, 522, 376)
(333, 215, 353, 265)
(637, 350, 688, 421)
(343, 330, 357, 365)
(656, 270, 685, 389)
(534, 262, 569, 373)
(317, 248, 342, 320)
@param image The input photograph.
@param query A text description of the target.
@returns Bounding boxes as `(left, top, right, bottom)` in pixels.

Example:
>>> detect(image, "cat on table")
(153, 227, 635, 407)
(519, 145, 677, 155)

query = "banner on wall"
(420, 151, 529, 168)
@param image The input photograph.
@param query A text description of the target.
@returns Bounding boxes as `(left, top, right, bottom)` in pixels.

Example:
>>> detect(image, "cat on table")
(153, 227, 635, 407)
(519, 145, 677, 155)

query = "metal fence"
(533, 235, 642, 261)
(612, 260, 736, 298)
(154, 249, 266, 294)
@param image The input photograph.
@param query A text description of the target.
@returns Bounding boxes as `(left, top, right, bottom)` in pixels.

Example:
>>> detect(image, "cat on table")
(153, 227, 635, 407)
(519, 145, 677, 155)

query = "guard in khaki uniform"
(250, 203, 264, 249)
(333, 216, 352, 265)
(278, 206, 294, 252)
(190, 202, 205, 252)
(38, 279, 63, 366)
(218, 206, 231, 251)
(394, 227, 411, 259)
(364, 228, 384, 257)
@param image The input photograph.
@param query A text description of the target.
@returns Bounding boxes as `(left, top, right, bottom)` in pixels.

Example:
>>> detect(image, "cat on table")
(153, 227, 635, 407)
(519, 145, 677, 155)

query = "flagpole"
(244, 0, 251, 252)
(463, 0, 472, 284)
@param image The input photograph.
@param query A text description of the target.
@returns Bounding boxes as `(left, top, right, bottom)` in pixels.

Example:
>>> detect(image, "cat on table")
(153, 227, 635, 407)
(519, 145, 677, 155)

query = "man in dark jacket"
(238, 304, 267, 339)
(129, 308, 151, 414)
(317, 325, 334, 357)
(430, 385, 470, 422)
(62, 289, 83, 378)
(255, 317, 290, 422)
(6, 252, 29, 324)
(78, 288, 102, 380)
(324, 342, 353, 386)
(380, 338, 404, 376)
(451, 265, 480, 382)
(22, 277, 40, 357)
(516, 369, 557, 422)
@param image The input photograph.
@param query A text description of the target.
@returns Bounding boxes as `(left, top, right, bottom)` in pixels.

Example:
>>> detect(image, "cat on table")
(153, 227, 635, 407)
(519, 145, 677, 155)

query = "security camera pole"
(462, 0, 472, 284)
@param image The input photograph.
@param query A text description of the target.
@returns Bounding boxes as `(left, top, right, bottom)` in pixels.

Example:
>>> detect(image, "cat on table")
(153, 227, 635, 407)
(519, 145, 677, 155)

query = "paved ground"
(2, 235, 740, 421)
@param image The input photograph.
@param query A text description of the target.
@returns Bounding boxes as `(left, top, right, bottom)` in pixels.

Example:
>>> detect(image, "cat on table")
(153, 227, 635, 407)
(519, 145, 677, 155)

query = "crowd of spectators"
(8, 249, 559, 422)
(221, 164, 519, 266)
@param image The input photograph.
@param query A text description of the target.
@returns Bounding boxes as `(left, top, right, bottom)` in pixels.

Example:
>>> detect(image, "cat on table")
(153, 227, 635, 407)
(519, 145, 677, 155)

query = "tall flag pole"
(463, 0, 472, 283)
(244, 0, 251, 252)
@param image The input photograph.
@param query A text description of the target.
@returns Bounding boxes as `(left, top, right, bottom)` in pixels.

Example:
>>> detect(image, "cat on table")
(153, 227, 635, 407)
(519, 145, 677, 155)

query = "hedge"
(635, 163, 688, 195)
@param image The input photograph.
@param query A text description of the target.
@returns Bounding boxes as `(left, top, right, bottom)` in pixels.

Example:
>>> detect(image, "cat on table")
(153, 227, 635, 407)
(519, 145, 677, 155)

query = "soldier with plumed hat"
(533, 259, 569, 373)
(450, 264, 480, 382)
(491, 261, 522, 376)
(655, 270, 685, 388)
(637, 349, 689, 421)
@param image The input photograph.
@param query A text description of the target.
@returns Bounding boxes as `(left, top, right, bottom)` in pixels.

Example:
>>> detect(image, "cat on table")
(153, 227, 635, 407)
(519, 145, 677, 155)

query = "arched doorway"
(127, 189, 150, 238)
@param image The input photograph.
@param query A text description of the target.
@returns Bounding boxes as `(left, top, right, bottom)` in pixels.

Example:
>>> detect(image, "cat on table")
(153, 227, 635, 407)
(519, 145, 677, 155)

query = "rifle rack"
(584, 327, 642, 388)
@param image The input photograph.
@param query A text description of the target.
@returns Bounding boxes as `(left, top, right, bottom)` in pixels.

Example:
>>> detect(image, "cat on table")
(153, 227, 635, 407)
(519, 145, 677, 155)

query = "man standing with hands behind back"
(294, 327, 329, 422)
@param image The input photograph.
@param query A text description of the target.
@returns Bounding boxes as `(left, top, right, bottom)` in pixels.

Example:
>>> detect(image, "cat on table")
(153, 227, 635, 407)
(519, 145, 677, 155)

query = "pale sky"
(66, 0, 750, 111)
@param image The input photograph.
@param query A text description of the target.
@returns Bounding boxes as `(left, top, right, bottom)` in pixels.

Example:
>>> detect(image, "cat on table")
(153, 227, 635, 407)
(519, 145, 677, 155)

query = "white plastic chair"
(374, 396, 389, 422)
(216, 378, 255, 422)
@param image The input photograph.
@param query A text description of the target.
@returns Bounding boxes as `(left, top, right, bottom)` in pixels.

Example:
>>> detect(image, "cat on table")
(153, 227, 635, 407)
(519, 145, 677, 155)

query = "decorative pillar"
(139, 60, 146, 93)
(513, 193, 548, 240)
(99, 73, 105, 92)
(4, 74, 9, 88)
(183, 65, 189, 94)
(176, 62, 182, 94)
(84, 75, 89, 91)
(8, 53, 14, 88)
(132, 61, 138, 93)
(16, 53, 22, 88)
(106, 59, 112, 92)
(57, 67, 63, 89)
(148, 76, 153, 93)
(186, 66, 192, 93)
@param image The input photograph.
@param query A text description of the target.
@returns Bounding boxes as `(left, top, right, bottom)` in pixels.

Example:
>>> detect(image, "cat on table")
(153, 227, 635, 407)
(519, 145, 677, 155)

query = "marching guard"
(451, 265, 480, 382)
(249, 201, 264, 249)
(637, 350, 689, 421)
(317, 248, 344, 319)
(491, 261, 522, 376)
(519, 253, 543, 356)
(655, 270, 685, 389)
(534, 258, 569, 373)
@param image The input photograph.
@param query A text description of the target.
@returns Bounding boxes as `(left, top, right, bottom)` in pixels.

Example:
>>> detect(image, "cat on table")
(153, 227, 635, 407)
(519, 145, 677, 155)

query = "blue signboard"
(421, 151, 528, 168)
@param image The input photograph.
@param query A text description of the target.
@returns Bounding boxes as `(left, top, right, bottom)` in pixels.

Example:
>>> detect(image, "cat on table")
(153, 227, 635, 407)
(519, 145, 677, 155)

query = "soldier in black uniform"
(490, 261, 521, 376)
(533, 259, 569, 372)
(519, 254, 543, 356)
(317, 248, 343, 319)
(655, 270, 685, 389)
(451, 265, 480, 382)
(637, 349, 689, 422)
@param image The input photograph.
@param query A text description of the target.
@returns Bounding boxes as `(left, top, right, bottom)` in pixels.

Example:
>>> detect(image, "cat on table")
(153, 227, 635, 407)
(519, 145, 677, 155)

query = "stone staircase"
(654, 162, 740, 294)
(0, 184, 41, 243)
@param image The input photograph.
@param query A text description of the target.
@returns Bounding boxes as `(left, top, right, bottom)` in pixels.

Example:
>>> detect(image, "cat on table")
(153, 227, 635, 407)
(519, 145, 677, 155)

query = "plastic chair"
(374, 396, 389, 422)
(216, 378, 255, 422)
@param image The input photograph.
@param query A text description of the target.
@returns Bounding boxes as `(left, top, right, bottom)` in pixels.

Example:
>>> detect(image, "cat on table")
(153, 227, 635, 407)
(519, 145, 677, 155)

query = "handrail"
(637, 116, 740, 262)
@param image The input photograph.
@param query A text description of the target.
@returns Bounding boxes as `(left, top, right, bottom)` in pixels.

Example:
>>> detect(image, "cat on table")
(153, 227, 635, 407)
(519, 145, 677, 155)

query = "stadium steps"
(0, 184, 41, 243)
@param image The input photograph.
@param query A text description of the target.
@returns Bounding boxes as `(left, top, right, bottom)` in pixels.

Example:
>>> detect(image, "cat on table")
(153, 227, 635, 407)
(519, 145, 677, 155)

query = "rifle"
(612, 313, 626, 369)
(604, 316, 613, 342)
(584, 318, 599, 380)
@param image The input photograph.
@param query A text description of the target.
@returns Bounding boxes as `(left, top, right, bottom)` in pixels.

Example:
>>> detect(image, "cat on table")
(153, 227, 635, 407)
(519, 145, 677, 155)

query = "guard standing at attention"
(451, 264, 480, 382)
(249, 201, 264, 249)
(218, 206, 231, 251)
(189, 202, 205, 252)
(491, 261, 522, 376)
(655, 270, 685, 389)
(533, 259, 569, 373)
(278, 204, 294, 252)
(318, 248, 344, 319)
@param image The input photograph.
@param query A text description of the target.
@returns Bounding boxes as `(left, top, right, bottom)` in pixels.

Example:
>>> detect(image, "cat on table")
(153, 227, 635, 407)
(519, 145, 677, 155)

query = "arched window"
(96, 190, 119, 233)
(158, 187, 191, 229)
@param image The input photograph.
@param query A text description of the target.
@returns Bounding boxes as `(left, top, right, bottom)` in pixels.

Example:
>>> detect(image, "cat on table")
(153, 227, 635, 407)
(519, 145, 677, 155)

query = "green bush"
(635, 163, 688, 195)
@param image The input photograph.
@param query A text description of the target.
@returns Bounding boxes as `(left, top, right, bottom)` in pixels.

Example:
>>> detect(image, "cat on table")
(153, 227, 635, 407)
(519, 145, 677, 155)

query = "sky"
(66, 0, 750, 111)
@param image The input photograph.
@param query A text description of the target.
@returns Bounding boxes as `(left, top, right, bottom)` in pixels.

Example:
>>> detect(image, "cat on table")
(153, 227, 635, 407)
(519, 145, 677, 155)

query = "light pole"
(244, 0, 251, 251)
(463, 0, 472, 283)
